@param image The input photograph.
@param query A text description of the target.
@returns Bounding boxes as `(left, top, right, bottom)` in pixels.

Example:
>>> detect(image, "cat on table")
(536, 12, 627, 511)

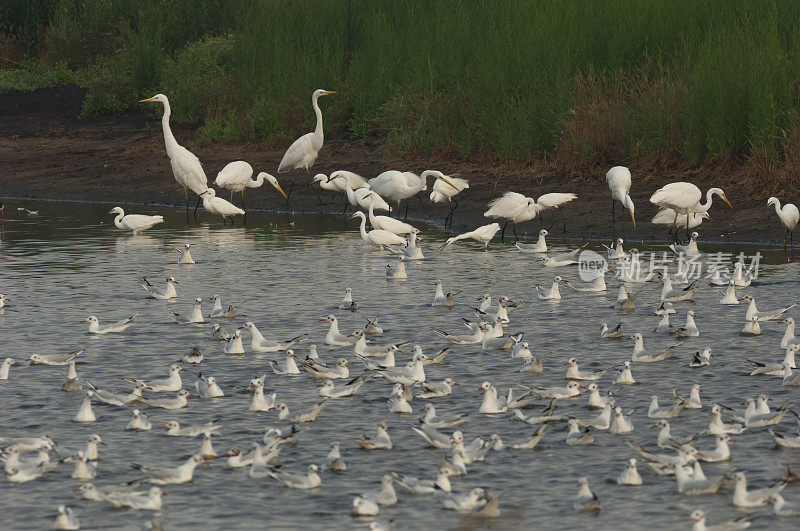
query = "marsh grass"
(4, 0, 800, 177)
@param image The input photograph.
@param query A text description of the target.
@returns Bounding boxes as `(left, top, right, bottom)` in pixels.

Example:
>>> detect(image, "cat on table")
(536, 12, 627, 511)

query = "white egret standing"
(483, 192, 538, 242)
(439, 223, 501, 251)
(767, 197, 799, 250)
(429, 172, 469, 227)
(278, 89, 337, 204)
(199, 189, 245, 225)
(606, 166, 635, 239)
(327, 175, 390, 214)
(108, 207, 164, 235)
(214, 161, 287, 209)
(649, 182, 732, 241)
(349, 211, 407, 249)
(313, 171, 369, 213)
(139, 94, 208, 217)
(368, 170, 459, 219)
(367, 197, 418, 235)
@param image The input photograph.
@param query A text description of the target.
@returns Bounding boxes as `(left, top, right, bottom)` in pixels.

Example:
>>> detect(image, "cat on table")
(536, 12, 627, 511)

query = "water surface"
(1, 201, 799, 530)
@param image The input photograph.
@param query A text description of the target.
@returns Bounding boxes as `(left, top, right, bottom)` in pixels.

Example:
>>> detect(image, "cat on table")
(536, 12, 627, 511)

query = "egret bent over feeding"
(278, 89, 337, 203)
(649, 182, 732, 240)
(139, 94, 208, 217)
(606, 166, 635, 238)
(214, 161, 286, 209)
(428, 172, 469, 227)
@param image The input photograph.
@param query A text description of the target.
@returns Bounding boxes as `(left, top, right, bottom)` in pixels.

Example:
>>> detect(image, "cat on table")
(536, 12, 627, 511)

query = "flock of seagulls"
(2, 89, 800, 530)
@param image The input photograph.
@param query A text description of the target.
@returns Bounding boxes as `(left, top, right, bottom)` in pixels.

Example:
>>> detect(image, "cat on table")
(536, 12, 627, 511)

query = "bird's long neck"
(698, 189, 716, 212)
(772, 199, 783, 215)
(357, 215, 368, 240)
(249, 173, 266, 188)
(250, 325, 266, 343)
(368, 202, 379, 227)
(160, 100, 180, 157)
(113, 212, 125, 229)
(312, 93, 324, 149)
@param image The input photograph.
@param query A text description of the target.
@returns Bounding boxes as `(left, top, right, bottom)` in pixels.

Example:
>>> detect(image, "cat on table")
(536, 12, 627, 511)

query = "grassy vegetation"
(3, 0, 800, 172)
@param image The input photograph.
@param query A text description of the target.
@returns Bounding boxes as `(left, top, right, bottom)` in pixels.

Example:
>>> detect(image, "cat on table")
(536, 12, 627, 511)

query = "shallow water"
(1, 201, 799, 530)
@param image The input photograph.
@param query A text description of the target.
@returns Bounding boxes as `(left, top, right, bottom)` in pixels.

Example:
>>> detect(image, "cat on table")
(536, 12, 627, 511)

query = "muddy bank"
(0, 87, 791, 246)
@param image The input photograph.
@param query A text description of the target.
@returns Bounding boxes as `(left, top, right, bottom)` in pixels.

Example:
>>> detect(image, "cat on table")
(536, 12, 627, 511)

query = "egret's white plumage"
(214, 161, 286, 201)
(767, 196, 799, 248)
(606, 166, 635, 228)
(200, 189, 245, 222)
(350, 211, 407, 248)
(108, 207, 163, 234)
(139, 94, 208, 207)
(278, 89, 337, 173)
(439, 223, 501, 250)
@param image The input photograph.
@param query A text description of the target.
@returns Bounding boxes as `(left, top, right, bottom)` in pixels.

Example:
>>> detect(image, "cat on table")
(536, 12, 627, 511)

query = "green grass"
(4, 0, 800, 167)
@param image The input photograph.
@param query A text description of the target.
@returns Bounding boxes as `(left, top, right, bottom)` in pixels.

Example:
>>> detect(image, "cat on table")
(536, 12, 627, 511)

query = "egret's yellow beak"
(631, 211, 636, 228)
(439, 175, 460, 191)
(138, 97, 156, 103)
(273, 180, 287, 199)
(723, 196, 733, 208)
(322, 91, 338, 95)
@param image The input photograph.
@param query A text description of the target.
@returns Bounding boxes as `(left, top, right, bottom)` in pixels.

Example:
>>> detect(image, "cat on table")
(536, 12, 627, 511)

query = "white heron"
(428, 172, 469, 227)
(606, 166, 635, 238)
(108, 207, 164, 235)
(139, 94, 208, 216)
(767, 196, 799, 249)
(199, 189, 245, 225)
(214, 161, 286, 208)
(649, 182, 732, 240)
(368, 170, 459, 219)
(483, 192, 539, 242)
(278, 89, 337, 203)
(367, 198, 418, 235)
(326, 174, 390, 214)
(535, 192, 578, 232)
(651, 210, 709, 235)
(438, 223, 501, 250)
(349, 211, 407, 249)
(313, 171, 369, 213)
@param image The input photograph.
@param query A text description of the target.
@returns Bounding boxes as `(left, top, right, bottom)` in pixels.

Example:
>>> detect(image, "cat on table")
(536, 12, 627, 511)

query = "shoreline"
(0, 87, 793, 248)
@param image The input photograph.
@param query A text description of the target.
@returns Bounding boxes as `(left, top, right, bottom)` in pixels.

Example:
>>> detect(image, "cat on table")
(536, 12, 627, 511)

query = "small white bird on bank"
(767, 196, 799, 249)
(108, 207, 163, 234)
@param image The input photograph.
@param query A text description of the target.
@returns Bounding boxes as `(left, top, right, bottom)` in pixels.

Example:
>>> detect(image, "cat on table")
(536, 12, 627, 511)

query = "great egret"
(535, 192, 578, 233)
(438, 223, 501, 251)
(429, 172, 469, 227)
(314, 171, 369, 213)
(483, 192, 538, 242)
(651, 210, 709, 236)
(368, 170, 459, 219)
(108, 207, 164, 234)
(139, 94, 208, 217)
(278, 89, 337, 203)
(327, 175, 390, 213)
(349, 211, 407, 249)
(214, 161, 287, 209)
(767, 196, 799, 250)
(606, 166, 635, 238)
(649, 182, 732, 240)
(199, 189, 245, 225)
(366, 197, 418, 235)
